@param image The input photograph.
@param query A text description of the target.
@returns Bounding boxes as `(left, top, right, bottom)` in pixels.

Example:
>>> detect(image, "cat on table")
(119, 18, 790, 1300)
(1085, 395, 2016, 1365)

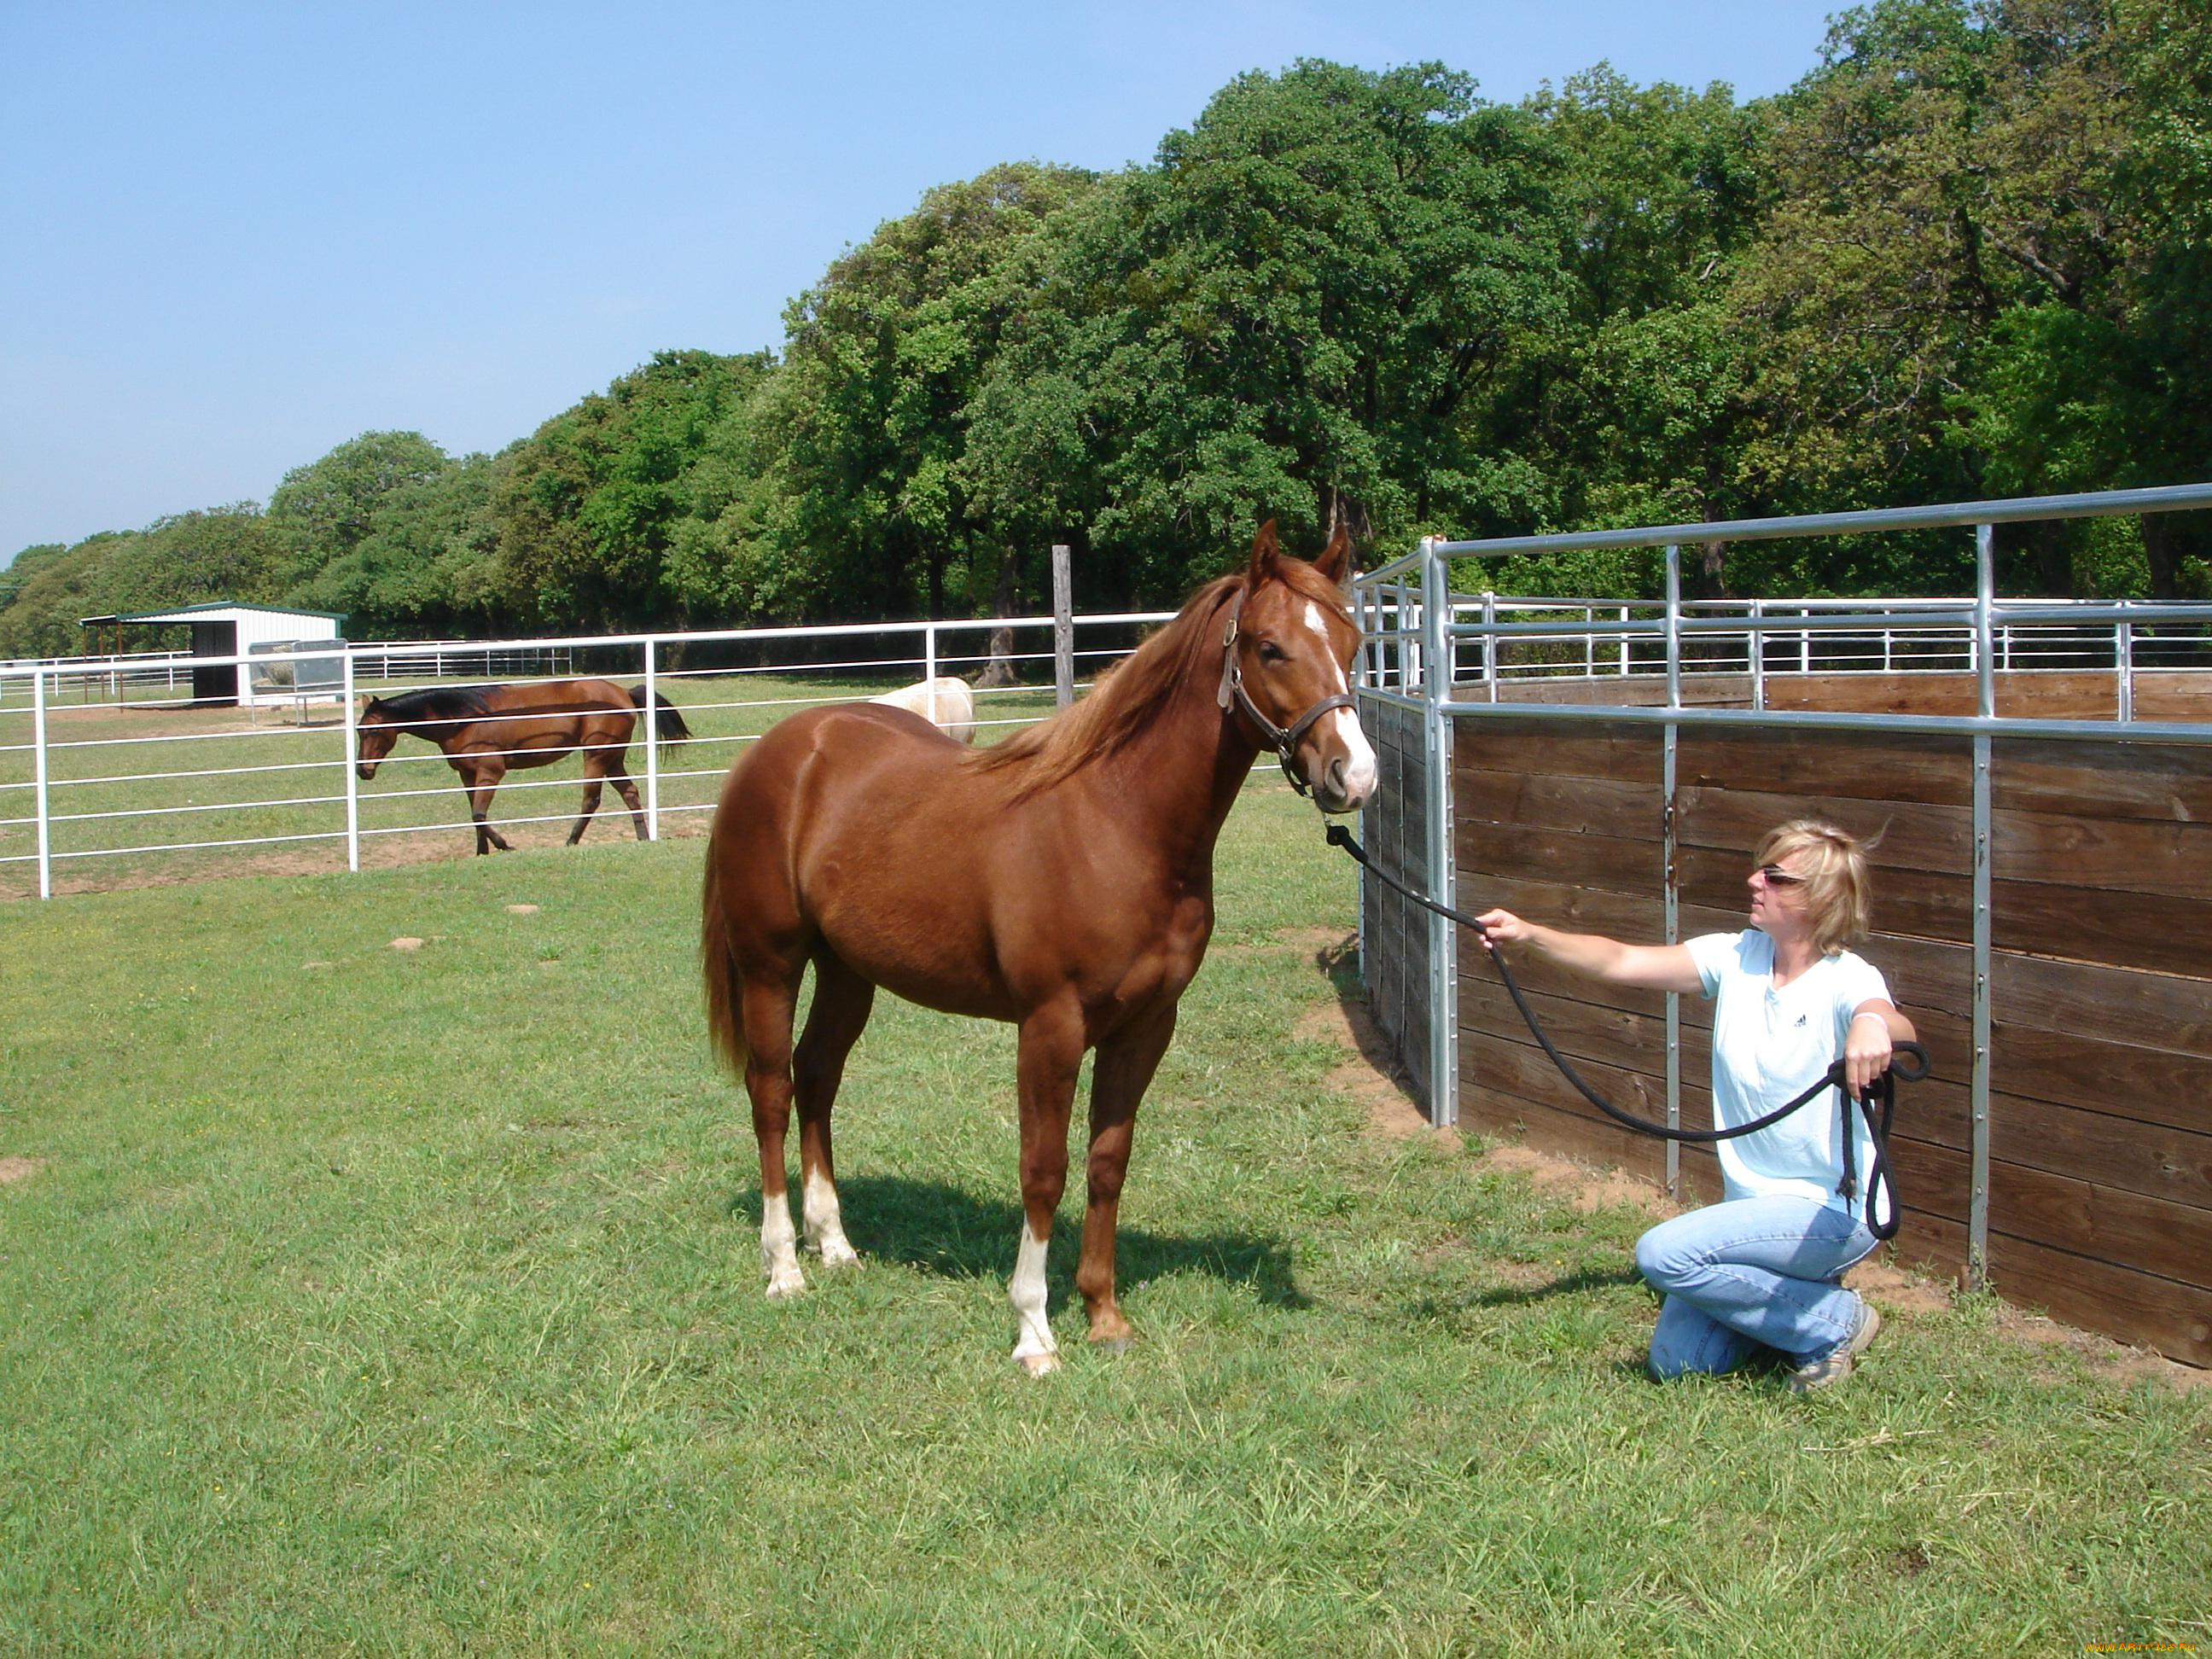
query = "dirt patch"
(1988, 1306, 2208, 1393)
(1475, 1143, 1673, 1217)
(1841, 1258, 1951, 1315)
(0, 1156, 48, 1185)
(1295, 998, 1452, 1146)
(2, 812, 716, 904)
(1275, 925, 1353, 953)
(1883, 1543, 1932, 1579)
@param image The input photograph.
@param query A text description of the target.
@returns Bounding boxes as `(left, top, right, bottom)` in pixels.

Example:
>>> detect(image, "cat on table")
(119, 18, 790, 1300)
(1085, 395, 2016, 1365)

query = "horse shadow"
(730, 1173, 1309, 1311)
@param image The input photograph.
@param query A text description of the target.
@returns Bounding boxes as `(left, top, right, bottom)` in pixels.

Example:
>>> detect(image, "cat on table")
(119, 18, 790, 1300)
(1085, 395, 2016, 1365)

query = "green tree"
(0, 534, 141, 658)
(1503, 67, 1773, 596)
(1728, 0, 2163, 594)
(0, 508, 291, 658)
(758, 162, 1100, 624)
(969, 61, 1575, 605)
(490, 349, 773, 630)
(659, 376, 804, 624)
(0, 544, 69, 619)
(267, 431, 455, 586)
(2102, 0, 2212, 595)
(286, 453, 505, 637)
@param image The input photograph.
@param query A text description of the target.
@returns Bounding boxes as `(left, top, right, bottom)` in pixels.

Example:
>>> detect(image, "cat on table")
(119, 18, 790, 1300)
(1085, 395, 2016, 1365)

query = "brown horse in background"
(357, 678, 691, 854)
(701, 523, 1377, 1373)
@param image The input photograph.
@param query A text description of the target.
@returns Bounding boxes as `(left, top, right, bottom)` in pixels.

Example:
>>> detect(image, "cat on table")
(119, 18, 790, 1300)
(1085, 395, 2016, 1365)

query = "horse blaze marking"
(1300, 602, 1378, 799)
(701, 521, 1375, 1370)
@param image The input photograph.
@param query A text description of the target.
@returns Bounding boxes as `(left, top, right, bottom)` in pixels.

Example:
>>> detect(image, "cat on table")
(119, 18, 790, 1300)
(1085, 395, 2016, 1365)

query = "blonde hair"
(1754, 819, 1874, 956)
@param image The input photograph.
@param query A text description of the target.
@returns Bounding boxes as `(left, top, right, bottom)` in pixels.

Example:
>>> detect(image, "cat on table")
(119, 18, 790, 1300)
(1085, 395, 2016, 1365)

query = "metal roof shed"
(86, 602, 346, 707)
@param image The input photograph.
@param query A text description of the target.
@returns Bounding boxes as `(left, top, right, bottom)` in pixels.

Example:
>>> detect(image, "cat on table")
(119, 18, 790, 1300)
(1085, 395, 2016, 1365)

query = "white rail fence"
(0, 609, 1171, 899)
(8, 587, 2209, 902)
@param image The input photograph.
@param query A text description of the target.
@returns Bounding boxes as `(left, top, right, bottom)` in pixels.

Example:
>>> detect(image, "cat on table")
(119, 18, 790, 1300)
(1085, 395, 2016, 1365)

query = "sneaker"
(1787, 1303, 1881, 1394)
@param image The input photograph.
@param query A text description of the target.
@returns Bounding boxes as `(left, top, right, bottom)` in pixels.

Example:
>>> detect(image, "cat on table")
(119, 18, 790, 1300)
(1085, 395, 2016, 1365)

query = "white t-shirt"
(1685, 929, 1893, 1223)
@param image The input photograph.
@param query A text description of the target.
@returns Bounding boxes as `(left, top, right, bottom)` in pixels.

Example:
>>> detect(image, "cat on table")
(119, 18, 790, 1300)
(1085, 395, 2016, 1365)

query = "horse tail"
(701, 851, 748, 1077)
(630, 685, 693, 753)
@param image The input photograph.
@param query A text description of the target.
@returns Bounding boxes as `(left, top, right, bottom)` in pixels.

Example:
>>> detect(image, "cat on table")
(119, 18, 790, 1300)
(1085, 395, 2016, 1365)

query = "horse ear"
(1313, 521, 1352, 586)
(1246, 520, 1281, 583)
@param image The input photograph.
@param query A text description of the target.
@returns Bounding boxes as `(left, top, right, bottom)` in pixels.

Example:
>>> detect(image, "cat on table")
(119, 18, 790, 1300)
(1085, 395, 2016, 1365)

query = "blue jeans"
(1633, 1196, 1877, 1378)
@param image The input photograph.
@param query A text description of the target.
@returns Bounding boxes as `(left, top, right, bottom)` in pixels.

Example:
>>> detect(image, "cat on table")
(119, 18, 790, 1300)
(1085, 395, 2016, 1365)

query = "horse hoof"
(1015, 1350, 1060, 1378)
(818, 1242, 860, 1269)
(1089, 1336, 1133, 1355)
(765, 1272, 807, 1299)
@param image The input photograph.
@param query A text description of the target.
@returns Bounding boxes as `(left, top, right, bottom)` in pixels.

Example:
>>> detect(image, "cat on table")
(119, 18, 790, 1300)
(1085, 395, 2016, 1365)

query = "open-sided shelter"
(80, 602, 346, 707)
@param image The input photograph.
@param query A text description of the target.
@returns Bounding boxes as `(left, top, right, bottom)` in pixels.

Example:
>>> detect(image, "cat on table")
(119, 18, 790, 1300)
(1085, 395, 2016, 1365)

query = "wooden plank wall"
(1977, 735, 2212, 1365)
(1447, 673, 2212, 1366)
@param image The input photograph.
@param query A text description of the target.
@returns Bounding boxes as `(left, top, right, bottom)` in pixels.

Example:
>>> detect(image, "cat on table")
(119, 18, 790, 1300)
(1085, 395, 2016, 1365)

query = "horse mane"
(368, 684, 496, 725)
(967, 556, 1347, 801)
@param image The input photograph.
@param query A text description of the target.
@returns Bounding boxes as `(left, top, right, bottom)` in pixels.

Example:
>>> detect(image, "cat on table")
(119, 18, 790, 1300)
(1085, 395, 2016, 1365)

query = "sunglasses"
(1754, 864, 1807, 887)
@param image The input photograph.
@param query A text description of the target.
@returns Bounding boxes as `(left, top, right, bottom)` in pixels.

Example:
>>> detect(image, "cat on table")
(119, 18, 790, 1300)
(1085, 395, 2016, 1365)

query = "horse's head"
(1221, 521, 1378, 815)
(356, 697, 397, 779)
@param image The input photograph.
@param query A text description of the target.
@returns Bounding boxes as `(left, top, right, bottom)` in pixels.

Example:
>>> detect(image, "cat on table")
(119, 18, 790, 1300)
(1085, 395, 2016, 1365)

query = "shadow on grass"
(1312, 930, 1427, 1098)
(1466, 1265, 1644, 1306)
(731, 1174, 1309, 1309)
(1408, 1264, 1644, 1318)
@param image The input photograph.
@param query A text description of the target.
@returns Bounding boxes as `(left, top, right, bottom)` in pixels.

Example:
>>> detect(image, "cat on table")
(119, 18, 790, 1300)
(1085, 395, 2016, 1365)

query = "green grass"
(2, 782, 2206, 1656)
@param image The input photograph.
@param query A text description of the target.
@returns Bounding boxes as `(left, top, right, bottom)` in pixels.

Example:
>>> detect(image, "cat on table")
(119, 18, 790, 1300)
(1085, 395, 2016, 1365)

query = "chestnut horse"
(701, 523, 1377, 1373)
(356, 678, 692, 854)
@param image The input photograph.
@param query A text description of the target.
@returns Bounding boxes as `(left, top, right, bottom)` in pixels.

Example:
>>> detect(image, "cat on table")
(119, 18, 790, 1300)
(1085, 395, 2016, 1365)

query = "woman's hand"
(1473, 908, 1530, 955)
(1843, 1008, 1895, 1097)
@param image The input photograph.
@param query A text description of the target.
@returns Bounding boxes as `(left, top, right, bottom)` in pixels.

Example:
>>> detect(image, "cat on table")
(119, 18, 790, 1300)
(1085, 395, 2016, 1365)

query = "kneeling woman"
(1476, 820, 1915, 1394)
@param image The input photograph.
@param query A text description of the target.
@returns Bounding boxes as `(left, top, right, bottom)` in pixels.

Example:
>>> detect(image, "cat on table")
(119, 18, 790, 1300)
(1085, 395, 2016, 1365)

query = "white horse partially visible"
(870, 675, 976, 743)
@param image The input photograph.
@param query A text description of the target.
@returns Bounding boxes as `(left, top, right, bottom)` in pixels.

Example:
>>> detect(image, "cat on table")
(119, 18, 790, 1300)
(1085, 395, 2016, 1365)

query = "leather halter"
(1214, 587, 1358, 796)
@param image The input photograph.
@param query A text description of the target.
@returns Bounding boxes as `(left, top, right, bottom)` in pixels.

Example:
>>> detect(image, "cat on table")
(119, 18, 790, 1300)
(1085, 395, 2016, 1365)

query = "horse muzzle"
(1309, 760, 1362, 818)
(1309, 743, 1378, 816)
(1296, 703, 1378, 816)
(355, 761, 379, 781)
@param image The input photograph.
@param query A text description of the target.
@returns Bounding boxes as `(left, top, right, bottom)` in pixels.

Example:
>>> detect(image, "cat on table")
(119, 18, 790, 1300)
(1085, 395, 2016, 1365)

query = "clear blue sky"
(0, 1, 1847, 564)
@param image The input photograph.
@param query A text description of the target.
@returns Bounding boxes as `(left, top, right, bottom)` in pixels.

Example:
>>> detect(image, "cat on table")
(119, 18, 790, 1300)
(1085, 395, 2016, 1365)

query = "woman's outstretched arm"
(1474, 910, 1705, 995)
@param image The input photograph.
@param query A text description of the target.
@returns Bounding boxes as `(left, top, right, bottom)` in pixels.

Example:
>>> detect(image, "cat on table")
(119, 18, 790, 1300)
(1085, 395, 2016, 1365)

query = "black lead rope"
(1324, 824, 1929, 1240)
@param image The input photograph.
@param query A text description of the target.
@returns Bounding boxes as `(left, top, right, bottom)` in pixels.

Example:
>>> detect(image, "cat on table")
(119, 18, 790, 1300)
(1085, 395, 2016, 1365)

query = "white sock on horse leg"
(802, 1167, 858, 1266)
(761, 1191, 806, 1297)
(1009, 1223, 1058, 1373)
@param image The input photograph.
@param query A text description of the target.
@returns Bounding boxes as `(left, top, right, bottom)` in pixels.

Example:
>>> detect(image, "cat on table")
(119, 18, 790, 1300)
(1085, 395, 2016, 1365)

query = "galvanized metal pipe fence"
(1352, 481, 2212, 1295)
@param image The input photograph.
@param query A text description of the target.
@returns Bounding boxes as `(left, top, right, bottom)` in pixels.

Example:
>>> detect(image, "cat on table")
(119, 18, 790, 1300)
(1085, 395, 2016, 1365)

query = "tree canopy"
(5, 3, 2206, 659)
